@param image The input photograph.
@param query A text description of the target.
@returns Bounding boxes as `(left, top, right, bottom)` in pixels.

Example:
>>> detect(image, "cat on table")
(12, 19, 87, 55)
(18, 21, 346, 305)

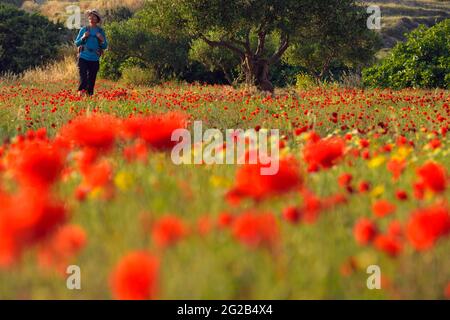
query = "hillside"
(364, 0, 449, 49)
(19, 0, 144, 24)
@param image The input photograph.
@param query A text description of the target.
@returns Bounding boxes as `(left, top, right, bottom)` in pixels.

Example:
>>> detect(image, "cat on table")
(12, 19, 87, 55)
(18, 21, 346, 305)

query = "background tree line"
(100, 0, 381, 92)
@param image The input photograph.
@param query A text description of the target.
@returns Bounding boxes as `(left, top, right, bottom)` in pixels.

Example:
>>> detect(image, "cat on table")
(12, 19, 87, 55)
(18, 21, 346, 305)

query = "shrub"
(0, 4, 66, 74)
(121, 66, 159, 86)
(363, 19, 450, 89)
(295, 73, 317, 89)
(99, 20, 189, 82)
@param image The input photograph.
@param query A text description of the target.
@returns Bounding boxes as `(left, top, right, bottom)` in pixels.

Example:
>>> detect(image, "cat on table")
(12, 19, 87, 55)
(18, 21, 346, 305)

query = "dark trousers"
(78, 58, 100, 96)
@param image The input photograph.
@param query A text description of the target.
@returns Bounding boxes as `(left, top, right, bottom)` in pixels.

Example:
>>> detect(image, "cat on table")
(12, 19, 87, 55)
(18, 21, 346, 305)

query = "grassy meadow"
(0, 78, 448, 299)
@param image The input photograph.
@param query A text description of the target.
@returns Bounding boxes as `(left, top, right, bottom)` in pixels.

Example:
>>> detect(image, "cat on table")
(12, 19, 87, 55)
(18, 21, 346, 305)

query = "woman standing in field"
(74, 9, 108, 97)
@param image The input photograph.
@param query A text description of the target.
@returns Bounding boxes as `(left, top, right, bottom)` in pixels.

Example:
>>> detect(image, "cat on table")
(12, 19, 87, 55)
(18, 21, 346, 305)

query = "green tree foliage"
(99, 19, 191, 81)
(189, 35, 240, 84)
(363, 19, 450, 89)
(284, 1, 381, 80)
(137, 0, 379, 92)
(188, 31, 281, 84)
(0, 3, 65, 74)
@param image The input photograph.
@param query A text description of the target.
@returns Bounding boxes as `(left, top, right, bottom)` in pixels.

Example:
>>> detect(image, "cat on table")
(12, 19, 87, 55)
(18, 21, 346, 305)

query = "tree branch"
(255, 30, 266, 57)
(318, 52, 335, 79)
(199, 34, 245, 58)
(244, 30, 251, 54)
(268, 34, 289, 65)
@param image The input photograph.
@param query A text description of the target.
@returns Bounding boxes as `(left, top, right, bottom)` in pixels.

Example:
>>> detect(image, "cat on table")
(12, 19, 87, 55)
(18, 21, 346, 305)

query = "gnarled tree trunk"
(199, 32, 289, 94)
(243, 55, 274, 93)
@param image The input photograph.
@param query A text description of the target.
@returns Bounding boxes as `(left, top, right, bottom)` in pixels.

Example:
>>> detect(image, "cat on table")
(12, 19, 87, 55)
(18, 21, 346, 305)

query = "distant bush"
(295, 73, 317, 89)
(99, 20, 190, 82)
(0, 4, 66, 74)
(363, 19, 450, 89)
(121, 66, 159, 86)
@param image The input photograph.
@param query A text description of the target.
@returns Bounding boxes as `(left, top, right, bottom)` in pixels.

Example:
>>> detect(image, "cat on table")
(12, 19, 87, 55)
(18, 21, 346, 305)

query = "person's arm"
(99, 29, 108, 50)
(74, 27, 87, 47)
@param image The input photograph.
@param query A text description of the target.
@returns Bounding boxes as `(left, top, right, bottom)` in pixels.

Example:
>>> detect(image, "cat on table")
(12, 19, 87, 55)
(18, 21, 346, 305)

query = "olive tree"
(138, 0, 377, 92)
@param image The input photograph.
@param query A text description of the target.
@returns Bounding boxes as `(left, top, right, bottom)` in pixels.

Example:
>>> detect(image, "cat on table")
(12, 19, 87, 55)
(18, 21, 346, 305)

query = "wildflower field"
(0, 80, 448, 299)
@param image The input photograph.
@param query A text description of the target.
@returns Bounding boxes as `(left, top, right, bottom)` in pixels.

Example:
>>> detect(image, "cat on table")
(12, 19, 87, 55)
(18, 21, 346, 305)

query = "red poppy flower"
(372, 200, 396, 218)
(353, 218, 378, 245)
(406, 204, 450, 251)
(445, 282, 450, 299)
(303, 136, 345, 171)
(75, 147, 100, 173)
(360, 139, 370, 148)
(338, 173, 353, 187)
(232, 212, 279, 249)
(0, 189, 67, 267)
(123, 140, 148, 163)
(152, 215, 188, 248)
(429, 138, 441, 149)
(7, 140, 65, 188)
(217, 212, 234, 229)
(387, 220, 403, 239)
(395, 190, 408, 201)
(226, 157, 301, 203)
(387, 159, 406, 181)
(373, 234, 403, 257)
(37, 224, 87, 272)
(122, 112, 188, 151)
(416, 161, 447, 193)
(282, 206, 302, 224)
(358, 181, 371, 193)
(81, 159, 113, 189)
(294, 126, 308, 136)
(300, 190, 322, 223)
(110, 251, 159, 300)
(59, 114, 119, 152)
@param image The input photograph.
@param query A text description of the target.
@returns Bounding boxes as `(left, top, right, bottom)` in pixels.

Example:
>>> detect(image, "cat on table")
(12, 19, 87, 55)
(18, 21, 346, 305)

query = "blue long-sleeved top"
(75, 26, 108, 61)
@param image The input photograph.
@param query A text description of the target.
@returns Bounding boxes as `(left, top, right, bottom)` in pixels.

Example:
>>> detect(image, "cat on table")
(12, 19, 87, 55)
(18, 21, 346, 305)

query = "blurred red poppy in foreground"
(110, 251, 159, 300)
(387, 159, 406, 181)
(151, 215, 188, 248)
(373, 234, 403, 257)
(445, 282, 450, 299)
(232, 212, 279, 250)
(406, 204, 450, 251)
(7, 140, 65, 189)
(226, 157, 301, 203)
(122, 112, 188, 151)
(59, 114, 120, 152)
(37, 224, 87, 273)
(416, 161, 447, 194)
(354, 218, 378, 245)
(303, 136, 345, 171)
(0, 189, 67, 267)
(372, 200, 396, 218)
